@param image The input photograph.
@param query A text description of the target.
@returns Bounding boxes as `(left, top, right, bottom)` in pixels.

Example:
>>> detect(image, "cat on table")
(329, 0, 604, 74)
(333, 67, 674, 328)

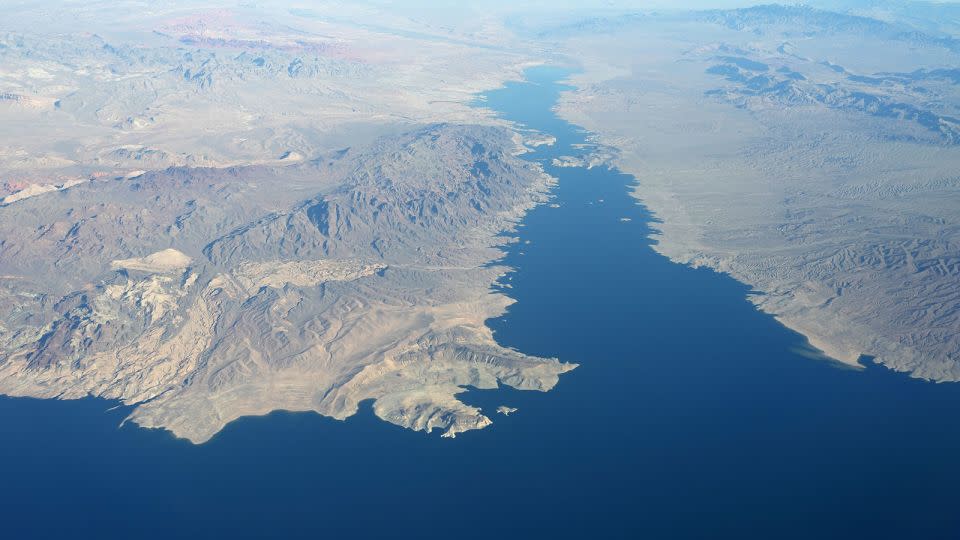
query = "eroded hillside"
(0, 124, 574, 442)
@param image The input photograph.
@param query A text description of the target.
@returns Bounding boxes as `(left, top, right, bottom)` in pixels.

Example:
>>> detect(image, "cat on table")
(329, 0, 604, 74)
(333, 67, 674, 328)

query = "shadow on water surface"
(2, 65, 960, 540)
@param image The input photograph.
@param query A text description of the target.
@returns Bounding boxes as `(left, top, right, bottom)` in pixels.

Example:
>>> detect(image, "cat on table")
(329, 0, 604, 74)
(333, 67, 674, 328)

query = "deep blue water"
(3, 66, 960, 539)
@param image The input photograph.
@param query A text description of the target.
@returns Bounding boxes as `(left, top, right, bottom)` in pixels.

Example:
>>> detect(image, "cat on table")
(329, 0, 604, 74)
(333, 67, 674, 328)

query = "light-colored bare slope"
(0, 0, 537, 201)
(553, 8, 960, 379)
(0, 125, 575, 442)
(0, 2, 581, 442)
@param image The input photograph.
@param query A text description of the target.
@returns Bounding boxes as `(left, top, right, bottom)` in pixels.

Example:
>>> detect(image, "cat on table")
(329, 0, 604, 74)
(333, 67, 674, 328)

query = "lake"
(2, 65, 959, 539)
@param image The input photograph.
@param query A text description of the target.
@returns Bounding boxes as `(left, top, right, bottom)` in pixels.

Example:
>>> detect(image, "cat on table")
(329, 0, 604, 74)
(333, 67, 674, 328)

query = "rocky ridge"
(0, 124, 575, 442)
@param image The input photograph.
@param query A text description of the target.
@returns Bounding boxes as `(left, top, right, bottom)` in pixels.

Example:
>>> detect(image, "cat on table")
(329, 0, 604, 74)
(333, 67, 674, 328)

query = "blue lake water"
(3, 65, 960, 539)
